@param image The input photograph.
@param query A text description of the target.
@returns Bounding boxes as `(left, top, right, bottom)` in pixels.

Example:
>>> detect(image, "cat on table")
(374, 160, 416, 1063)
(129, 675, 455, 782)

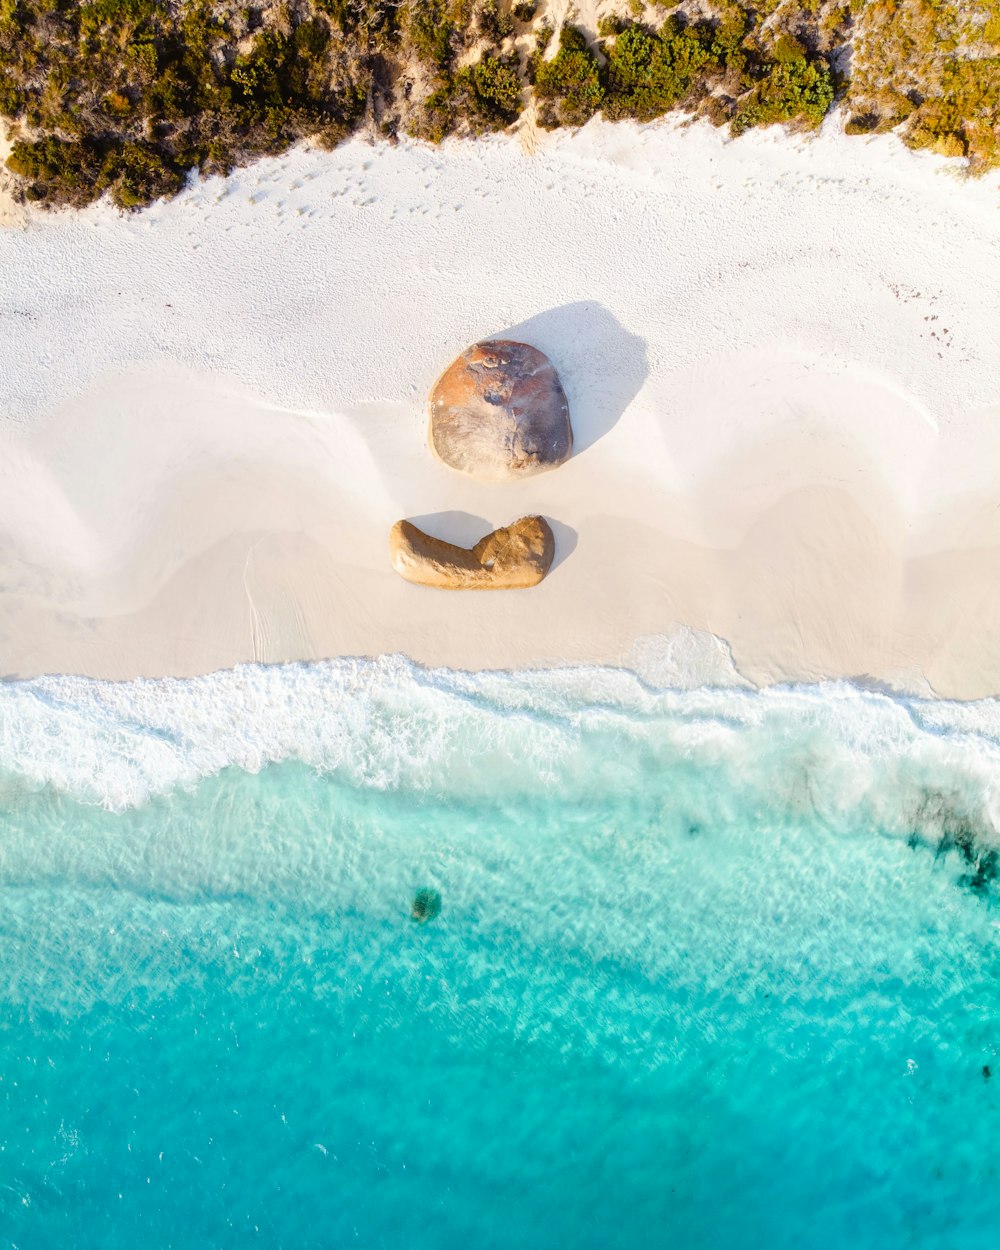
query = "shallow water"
(0, 660, 998, 1248)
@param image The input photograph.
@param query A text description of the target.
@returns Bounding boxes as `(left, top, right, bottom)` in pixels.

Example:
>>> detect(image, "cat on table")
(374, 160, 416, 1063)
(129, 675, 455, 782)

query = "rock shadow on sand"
(499, 302, 648, 455)
(546, 518, 578, 572)
(408, 510, 494, 547)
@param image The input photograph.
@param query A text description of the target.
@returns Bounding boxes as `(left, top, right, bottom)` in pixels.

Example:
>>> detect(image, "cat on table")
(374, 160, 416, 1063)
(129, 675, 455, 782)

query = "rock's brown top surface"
(428, 341, 573, 481)
(389, 516, 555, 589)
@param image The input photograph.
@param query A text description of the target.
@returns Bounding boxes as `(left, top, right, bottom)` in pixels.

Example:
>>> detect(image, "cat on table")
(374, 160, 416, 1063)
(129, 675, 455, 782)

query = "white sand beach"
(2, 117, 1000, 696)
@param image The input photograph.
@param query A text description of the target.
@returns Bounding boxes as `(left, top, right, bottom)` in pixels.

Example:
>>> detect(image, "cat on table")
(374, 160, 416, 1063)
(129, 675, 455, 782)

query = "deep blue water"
(0, 662, 998, 1248)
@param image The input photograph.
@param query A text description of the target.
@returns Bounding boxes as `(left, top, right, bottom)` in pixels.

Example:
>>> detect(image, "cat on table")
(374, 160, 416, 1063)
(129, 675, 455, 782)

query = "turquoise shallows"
(0, 661, 998, 1248)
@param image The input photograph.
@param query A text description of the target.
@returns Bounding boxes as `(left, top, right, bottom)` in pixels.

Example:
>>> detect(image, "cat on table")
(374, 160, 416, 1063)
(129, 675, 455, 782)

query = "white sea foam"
(623, 627, 753, 691)
(0, 656, 998, 854)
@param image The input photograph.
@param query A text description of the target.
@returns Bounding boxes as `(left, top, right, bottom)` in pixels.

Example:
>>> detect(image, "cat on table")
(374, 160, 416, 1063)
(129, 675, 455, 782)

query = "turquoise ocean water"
(0, 657, 998, 1248)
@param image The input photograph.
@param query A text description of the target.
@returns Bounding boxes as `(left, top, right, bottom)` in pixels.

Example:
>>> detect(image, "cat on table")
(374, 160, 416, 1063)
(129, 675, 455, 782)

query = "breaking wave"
(0, 655, 998, 858)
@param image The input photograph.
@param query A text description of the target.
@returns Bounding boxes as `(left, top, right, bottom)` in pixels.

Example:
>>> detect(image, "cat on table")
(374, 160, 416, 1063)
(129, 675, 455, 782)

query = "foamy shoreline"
(2, 118, 1000, 697)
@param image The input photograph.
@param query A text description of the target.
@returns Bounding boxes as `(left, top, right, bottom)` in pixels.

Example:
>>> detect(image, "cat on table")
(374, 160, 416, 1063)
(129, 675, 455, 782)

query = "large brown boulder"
(428, 341, 572, 481)
(389, 516, 555, 589)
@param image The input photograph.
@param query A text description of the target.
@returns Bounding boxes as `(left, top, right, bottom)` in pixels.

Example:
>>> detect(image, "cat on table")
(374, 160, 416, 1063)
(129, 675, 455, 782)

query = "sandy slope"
(2, 117, 1000, 695)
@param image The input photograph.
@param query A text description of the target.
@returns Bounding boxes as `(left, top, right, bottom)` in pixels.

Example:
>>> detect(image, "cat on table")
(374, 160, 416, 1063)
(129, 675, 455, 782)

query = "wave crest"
(0, 657, 997, 862)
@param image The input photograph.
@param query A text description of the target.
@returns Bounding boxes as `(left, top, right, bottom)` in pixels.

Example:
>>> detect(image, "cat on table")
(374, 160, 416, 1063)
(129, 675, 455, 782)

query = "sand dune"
(2, 119, 1000, 695)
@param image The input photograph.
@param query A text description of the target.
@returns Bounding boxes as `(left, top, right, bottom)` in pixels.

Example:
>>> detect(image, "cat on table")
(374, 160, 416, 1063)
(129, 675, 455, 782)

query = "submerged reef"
(957, 843, 999, 897)
(908, 790, 999, 899)
(411, 887, 442, 923)
(3, 0, 1000, 211)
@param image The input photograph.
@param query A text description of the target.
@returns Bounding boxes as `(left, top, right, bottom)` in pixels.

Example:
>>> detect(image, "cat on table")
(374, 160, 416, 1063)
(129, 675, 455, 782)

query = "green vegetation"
(851, 0, 1000, 169)
(462, 53, 523, 121)
(534, 25, 604, 127)
(404, 0, 459, 69)
(2, 0, 1000, 210)
(400, 1, 525, 141)
(0, 0, 369, 206)
(732, 45, 835, 134)
(600, 11, 833, 134)
(602, 19, 717, 121)
(422, 52, 523, 141)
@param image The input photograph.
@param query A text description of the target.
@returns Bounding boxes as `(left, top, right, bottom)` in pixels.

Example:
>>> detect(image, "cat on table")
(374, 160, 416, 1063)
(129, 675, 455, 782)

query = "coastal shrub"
(417, 52, 520, 143)
(0, 67, 21, 115)
(403, 0, 457, 68)
(463, 53, 523, 122)
(602, 20, 719, 121)
(710, 4, 748, 59)
(847, 0, 960, 144)
(529, 18, 553, 63)
(96, 141, 185, 208)
(420, 52, 522, 140)
(731, 52, 835, 133)
(3, 0, 1000, 210)
(78, 0, 157, 38)
(476, 0, 513, 41)
(905, 55, 1000, 169)
(772, 32, 808, 63)
(416, 81, 454, 142)
(1, 1, 374, 207)
(6, 136, 105, 204)
(316, 0, 400, 39)
(7, 134, 185, 208)
(533, 24, 604, 127)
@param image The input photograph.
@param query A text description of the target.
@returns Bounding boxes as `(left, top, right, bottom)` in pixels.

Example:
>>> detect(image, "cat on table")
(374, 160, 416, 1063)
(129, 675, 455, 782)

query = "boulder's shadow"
(499, 302, 648, 455)
(547, 518, 578, 572)
(408, 510, 493, 546)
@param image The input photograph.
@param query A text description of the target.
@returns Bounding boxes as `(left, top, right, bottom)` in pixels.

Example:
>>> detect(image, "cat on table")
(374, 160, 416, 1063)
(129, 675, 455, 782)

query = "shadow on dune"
(499, 302, 648, 455)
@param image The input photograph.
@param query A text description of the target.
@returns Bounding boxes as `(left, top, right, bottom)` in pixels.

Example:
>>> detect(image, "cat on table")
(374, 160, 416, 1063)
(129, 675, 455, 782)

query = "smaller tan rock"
(389, 516, 555, 589)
